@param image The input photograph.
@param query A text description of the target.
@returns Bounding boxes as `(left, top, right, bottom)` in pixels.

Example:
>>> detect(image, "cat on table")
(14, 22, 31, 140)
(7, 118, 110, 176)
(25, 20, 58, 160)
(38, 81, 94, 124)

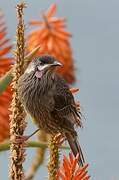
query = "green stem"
(0, 140, 69, 152)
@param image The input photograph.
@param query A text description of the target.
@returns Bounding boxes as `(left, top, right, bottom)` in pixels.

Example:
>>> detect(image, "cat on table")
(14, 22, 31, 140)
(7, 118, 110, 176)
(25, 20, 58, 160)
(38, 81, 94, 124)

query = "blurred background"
(0, 0, 119, 179)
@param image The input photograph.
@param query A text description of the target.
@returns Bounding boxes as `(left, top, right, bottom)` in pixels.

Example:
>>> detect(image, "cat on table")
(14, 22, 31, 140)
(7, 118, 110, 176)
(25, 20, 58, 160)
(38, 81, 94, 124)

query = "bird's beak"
(37, 61, 62, 71)
(52, 61, 62, 67)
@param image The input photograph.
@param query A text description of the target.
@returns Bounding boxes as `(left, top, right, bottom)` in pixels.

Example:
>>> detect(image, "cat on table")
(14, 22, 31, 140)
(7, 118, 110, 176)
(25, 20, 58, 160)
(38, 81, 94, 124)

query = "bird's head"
(25, 55, 62, 79)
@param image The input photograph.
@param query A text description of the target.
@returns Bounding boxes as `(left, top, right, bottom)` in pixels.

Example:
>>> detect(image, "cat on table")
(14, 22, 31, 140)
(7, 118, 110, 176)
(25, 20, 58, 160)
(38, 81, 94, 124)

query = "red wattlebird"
(17, 55, 85, 166)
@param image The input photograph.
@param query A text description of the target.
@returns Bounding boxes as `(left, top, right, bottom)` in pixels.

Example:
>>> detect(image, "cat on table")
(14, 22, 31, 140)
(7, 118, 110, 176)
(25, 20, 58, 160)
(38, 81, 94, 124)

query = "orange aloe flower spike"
(0, 10, 13, 142)
(57, 153, 90, 180)
(27, 3, 75, 83)
(63, 155, 71, 178)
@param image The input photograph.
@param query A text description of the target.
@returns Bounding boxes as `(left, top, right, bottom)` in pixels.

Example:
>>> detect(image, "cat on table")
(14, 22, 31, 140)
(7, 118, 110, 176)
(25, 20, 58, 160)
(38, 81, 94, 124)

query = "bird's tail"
(65, 132, 85, 167)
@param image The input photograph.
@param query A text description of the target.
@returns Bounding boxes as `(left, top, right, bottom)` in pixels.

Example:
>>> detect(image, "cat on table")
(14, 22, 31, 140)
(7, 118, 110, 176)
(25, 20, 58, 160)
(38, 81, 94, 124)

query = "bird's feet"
(11, 128, 40, 144)
(11, 134, 29, 144)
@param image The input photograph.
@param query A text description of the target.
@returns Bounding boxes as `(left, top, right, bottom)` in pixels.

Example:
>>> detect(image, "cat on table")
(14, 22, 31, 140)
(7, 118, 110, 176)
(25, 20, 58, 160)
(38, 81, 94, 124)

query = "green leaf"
(0, 69, 12, 95)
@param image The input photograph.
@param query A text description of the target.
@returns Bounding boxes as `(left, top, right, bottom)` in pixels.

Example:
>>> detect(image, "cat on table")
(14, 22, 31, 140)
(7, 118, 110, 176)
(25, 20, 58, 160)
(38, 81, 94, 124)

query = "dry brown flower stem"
(48, 135, 60, 180)
(9, 3, 26, 180)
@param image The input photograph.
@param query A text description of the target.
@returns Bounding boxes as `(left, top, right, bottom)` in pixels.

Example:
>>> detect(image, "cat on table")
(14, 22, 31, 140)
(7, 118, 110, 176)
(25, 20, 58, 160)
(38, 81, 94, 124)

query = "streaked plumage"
(17, 55, 84, 166)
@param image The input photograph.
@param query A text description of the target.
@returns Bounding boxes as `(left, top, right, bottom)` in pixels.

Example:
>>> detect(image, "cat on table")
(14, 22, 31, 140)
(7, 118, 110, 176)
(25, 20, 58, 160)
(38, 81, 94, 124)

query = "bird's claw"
(10, 129, 40, 144)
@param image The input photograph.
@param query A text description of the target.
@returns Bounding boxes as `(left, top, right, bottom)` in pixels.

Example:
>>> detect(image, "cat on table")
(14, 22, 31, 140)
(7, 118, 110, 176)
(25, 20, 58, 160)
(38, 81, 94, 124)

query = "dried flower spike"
(9, 3, 26, 180)
(48, 134, 61, 180)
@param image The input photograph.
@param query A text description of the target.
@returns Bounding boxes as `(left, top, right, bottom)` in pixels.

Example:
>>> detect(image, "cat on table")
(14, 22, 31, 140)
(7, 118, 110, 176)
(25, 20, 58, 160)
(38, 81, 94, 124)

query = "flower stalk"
(48, 135, 60, 180)
(9, 3, 26, 180)
(0, 140, 69, 152)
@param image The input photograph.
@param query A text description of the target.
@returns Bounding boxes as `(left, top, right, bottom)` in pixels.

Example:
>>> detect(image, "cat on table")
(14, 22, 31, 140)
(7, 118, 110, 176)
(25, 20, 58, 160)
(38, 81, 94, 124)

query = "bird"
(17, 54, 85, 167)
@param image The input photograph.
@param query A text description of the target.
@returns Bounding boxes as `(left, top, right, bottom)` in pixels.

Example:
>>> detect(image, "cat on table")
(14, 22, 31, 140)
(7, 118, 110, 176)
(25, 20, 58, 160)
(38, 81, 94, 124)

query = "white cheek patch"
(37, 64, 50, 71)
(25, 63, 35, 74)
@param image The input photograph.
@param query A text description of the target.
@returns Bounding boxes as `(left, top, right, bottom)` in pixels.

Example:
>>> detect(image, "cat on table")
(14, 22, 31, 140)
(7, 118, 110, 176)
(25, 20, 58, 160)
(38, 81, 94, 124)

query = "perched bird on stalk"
(17, 55, 85, 167)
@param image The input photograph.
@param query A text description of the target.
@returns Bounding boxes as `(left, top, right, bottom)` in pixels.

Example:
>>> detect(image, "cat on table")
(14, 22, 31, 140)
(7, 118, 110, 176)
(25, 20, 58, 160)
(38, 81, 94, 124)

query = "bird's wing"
(51, 75, 85, 166)
(51, 75, 81, 128)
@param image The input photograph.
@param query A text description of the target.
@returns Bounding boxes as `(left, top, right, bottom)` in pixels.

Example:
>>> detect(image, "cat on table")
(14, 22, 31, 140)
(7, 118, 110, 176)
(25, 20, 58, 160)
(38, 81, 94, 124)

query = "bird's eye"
(40, 61, 44, 65)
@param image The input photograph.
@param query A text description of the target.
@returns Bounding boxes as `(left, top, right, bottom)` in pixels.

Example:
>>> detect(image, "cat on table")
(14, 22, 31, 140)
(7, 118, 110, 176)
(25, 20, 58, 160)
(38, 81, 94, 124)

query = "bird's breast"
(18, 72, 60, 132)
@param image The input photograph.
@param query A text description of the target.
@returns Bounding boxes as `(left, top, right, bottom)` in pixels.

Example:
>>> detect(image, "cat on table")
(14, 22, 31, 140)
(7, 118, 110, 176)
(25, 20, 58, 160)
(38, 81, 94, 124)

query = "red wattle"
(35, 71, 43, 79)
